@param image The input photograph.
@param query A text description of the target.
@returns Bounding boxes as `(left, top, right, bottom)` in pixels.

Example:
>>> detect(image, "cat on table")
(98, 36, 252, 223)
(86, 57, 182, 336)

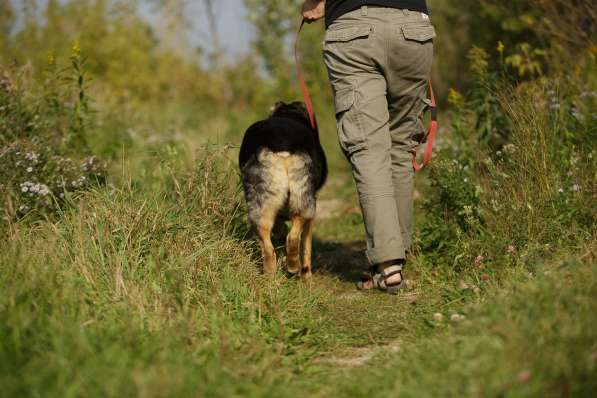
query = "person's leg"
(323, 8, 406, 266)
(385, 10, 435, 250)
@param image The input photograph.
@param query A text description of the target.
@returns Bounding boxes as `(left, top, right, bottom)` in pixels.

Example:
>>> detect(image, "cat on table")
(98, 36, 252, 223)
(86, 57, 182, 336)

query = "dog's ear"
(270, 101, 285, 114)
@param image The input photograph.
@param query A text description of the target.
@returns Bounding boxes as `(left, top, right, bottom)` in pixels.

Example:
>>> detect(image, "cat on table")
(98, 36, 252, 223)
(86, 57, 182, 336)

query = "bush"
(418, 45, 595, 272)
(0, 51, 107, 224)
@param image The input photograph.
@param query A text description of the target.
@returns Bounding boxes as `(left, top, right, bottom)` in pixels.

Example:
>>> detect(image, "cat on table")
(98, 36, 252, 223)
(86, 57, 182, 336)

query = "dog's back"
(239, 102, 327, 277)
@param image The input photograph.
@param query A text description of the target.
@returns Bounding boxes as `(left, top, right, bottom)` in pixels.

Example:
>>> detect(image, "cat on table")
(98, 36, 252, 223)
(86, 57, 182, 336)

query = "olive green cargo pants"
(323, 6, 435, 265)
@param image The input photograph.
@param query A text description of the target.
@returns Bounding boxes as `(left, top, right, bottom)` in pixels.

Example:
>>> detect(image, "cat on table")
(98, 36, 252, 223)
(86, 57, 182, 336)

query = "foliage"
(0, 50, 106, 224)
(419, 44, 595, 273)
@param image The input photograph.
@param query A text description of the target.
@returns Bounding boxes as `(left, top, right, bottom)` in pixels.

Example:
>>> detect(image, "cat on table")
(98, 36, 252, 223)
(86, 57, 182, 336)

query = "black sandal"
(357, 264, 406, 295)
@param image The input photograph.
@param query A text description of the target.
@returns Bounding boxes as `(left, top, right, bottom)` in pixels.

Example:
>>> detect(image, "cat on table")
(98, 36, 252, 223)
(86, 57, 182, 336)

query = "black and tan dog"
(239, 102, 327, 279)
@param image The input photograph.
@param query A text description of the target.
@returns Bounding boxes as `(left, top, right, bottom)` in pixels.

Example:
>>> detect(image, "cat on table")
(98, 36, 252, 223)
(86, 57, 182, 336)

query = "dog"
(239, 102, 327, 279)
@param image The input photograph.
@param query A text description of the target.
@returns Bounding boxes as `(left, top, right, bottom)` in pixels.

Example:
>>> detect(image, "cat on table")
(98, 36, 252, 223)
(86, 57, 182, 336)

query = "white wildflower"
(26, 166, 33, 173)
(450, 314, 465, 322)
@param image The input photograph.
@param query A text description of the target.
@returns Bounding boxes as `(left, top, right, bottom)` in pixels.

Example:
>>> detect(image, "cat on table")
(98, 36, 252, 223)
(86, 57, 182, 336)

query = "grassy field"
(1, 1, 596, 396)
(1, 94, 595, 397)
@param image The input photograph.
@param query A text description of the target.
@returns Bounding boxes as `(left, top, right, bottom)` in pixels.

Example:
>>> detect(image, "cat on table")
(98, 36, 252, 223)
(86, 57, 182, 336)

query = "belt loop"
(361, 5, 368, 16)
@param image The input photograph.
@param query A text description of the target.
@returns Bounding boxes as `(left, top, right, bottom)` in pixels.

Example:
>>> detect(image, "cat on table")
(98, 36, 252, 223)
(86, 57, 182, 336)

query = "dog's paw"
(285, 256, 301, 275)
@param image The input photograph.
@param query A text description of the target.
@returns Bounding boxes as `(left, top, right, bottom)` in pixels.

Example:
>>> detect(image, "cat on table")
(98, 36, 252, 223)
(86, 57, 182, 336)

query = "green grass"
(1, 69, 596, 397)
(1, 131, 595, 397)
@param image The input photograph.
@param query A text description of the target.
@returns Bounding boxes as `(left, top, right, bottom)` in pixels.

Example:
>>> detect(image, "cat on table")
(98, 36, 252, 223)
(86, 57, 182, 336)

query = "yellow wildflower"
(72, 41, 81, 57)
(448, 88, 464, 107)
(520, 15, 534, 27)
(497, 41, 505, 55)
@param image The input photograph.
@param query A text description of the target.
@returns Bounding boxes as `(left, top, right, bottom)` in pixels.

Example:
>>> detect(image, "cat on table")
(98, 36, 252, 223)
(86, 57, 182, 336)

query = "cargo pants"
(323, 6, 435, 265)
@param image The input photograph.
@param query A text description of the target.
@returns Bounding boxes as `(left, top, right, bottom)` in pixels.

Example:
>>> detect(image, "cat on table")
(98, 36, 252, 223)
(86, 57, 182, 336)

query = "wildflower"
(26, 167, 33, 173)
(496, 40, 505, 55)
(520, 14, 534, 27)
(432, 313, 444, 322)
(458, 280, 470, 290)
(518, 370, 532, 383)
(571, 107, 584, 122)
(38, 184, 50, 196)
(580, 91, 597, 98)
(475, 255, 484, 265)
(506, 245, 516, 254)
(571, 184, 580, 192)
(463, 177, 469, 183)
(450, 314, 465, 322)
(447, 88, 465, 107)
(25, 152, 39, 163)
(558, 188, 564, 193)
(503, 144, 516, 155)
(21, 185, 29, 193)
(72, 40, 81, 57)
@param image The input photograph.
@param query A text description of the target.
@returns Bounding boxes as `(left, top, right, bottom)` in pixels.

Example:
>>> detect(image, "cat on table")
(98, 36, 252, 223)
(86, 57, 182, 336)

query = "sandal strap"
(379, 265, 403, 288)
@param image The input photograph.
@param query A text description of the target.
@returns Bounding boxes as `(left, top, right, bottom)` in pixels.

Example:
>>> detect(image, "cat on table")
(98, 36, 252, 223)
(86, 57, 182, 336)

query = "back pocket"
(325, 25, 372, 47)
(401, 23, 436, 42)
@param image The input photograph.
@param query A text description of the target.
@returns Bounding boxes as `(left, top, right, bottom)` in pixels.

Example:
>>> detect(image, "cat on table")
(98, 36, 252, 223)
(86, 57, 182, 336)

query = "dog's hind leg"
(256, 215, 277, 275)
(300, 218, 314, 280)
(285, 215, 304, 274)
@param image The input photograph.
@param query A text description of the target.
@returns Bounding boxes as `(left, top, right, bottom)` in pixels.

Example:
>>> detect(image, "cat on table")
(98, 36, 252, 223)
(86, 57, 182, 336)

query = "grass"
(1, 128, 595, 397)
(1, 71, 596, 397)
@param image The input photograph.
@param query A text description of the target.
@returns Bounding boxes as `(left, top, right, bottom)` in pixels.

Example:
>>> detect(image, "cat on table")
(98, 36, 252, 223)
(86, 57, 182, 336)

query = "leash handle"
(412, 80, 438, 171)
(295, 18, 317, 130)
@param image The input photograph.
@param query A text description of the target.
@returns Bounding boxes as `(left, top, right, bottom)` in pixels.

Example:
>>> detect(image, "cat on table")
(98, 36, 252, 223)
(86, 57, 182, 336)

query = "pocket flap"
(326, 26, 372, 43)
(402, 23, 436, 42)
(334, 87, 355, 114)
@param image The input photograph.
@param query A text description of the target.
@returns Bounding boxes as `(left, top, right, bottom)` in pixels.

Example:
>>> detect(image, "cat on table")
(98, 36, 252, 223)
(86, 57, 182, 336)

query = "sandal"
(357, 264, 406, 295)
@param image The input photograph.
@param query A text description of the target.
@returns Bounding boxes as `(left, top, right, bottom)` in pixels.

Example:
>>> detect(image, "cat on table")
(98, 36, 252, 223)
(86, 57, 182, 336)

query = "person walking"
(302, 0, 435, 293)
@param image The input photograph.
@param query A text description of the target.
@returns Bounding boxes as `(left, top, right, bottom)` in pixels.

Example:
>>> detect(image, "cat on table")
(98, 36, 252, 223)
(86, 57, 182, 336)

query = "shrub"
(418, 47, 595, 272)
(0, 51, 107, 225)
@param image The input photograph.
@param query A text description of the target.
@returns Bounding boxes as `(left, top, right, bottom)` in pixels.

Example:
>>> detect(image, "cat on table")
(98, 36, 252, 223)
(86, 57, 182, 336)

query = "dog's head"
(270, 101, 317, 131)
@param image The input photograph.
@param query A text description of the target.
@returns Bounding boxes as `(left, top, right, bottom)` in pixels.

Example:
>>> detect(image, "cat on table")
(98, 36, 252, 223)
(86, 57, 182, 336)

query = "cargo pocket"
(401, 23, 436, 43)
(411, 97, 434, 146)
(334, 85, 366, 155)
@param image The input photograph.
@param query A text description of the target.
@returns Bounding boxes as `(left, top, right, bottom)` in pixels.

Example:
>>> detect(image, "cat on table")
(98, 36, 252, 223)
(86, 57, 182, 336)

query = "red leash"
(295, 18, 437, 170)
(294, 19, 317, 130)
(412, 81, 438, 171)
